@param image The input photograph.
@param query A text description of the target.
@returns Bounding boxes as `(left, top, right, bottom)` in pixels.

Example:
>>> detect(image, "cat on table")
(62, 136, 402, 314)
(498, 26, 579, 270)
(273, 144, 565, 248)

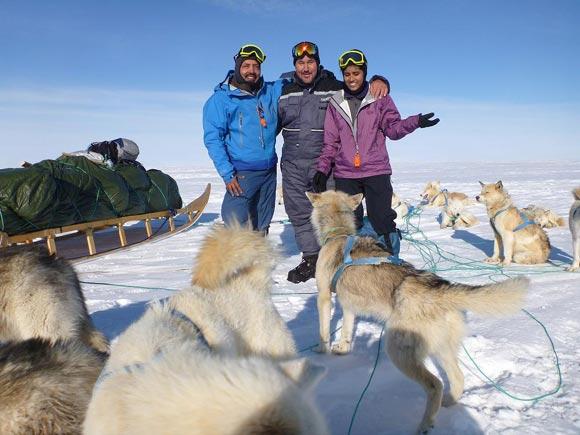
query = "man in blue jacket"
(203, 44, 284, 233)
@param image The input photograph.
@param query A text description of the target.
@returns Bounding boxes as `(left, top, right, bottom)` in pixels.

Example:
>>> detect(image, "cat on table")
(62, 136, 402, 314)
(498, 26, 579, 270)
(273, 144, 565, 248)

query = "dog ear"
(305, 191, 320, 205)
(278, 358, 327, 390)
(349, 193, 364, 210)
(495, 180, 503, 190)
(478, 181, 484, 187)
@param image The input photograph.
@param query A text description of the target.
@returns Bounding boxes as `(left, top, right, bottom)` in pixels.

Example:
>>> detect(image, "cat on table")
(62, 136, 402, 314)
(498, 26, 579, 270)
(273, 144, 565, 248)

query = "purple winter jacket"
(317, 90, 420, 178)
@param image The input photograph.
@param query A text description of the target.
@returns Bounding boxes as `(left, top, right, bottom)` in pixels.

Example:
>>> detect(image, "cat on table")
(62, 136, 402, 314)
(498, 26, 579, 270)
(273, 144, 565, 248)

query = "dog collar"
(320, 227, 351, 246)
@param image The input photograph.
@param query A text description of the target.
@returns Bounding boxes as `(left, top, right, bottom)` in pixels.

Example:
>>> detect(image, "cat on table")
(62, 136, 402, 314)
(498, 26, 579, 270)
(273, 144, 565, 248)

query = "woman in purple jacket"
(312, 49, 439, 260)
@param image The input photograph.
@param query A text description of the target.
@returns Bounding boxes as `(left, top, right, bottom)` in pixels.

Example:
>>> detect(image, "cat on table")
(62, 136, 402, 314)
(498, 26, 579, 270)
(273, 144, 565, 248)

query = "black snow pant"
(281, 158, 334, 257)
(335, 174, 397, 236)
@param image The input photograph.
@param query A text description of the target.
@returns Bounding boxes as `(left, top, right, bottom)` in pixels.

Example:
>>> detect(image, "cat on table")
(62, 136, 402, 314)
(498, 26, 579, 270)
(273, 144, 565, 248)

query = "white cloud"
(1, 86, 578, 172)
(0, 87, 211, 169)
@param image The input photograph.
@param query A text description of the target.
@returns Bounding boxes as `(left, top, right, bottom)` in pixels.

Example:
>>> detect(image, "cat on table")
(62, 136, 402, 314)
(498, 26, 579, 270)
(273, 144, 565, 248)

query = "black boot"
(287, 254, 318, 284)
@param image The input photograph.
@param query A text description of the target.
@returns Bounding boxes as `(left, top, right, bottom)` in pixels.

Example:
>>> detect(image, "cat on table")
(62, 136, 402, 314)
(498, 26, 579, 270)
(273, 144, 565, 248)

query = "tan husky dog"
(306, 190, 529, 434)
(392, 192, 410, 225)
(420, 181, 471, 207)
(476, 181, 550, 265)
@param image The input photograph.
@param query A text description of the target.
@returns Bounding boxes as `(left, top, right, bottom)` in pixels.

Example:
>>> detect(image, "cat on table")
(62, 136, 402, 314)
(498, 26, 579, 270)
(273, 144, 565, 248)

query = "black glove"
(312, 171, 329, 193)
(418, 112, 440, 128)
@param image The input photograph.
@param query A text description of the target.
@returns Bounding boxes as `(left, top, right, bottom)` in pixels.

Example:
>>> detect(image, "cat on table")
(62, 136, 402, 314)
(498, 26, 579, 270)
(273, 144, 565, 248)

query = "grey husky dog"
(307, 190, 529, 434)
(0, 338, 106, 435)
(0, 247, 109, 353)
(567, 187, 580, 271)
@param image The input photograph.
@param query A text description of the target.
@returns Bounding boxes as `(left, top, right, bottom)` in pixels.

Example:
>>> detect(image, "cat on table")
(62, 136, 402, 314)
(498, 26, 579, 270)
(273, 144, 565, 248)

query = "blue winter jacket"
(203, 71, 285, 183)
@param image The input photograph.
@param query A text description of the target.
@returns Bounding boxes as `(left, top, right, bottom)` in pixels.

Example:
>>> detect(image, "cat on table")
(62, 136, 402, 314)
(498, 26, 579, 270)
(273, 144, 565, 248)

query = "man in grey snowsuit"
(279, 42, 390, 283)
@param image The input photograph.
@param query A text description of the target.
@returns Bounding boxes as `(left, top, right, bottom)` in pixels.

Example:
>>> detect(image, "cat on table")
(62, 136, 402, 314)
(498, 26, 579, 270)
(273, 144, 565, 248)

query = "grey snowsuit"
(278, 69, 342, 256)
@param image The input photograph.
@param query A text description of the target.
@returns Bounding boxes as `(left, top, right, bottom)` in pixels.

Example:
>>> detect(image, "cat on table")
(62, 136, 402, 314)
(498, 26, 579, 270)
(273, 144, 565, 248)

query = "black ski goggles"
(338, 49, 367, 69)
(235, 44, 266, 63)
(292, 41, 319, 58)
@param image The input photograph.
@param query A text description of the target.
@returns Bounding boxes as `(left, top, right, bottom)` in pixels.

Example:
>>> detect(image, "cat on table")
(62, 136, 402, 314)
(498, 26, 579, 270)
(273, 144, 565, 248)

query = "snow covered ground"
(78, 161, 580, 435)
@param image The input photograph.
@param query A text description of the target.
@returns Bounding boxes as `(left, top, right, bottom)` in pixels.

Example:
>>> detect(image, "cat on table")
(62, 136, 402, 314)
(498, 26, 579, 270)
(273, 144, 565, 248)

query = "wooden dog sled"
(0, 184, 211, 262)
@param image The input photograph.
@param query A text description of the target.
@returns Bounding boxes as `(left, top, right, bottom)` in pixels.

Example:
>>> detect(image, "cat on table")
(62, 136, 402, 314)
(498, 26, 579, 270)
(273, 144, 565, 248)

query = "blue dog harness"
(431, 189, 449, 206)
(491, 207, 535, 232)
(330, 235, 401, 292)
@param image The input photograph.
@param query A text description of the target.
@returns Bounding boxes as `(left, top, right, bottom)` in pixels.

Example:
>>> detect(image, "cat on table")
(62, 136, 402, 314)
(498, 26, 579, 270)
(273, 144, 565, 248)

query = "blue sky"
(1, 0, 578, 169)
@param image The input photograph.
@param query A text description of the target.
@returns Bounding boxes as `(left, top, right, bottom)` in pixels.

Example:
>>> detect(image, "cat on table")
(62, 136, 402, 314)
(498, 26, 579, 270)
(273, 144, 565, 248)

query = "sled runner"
(0, 184, 211, 261)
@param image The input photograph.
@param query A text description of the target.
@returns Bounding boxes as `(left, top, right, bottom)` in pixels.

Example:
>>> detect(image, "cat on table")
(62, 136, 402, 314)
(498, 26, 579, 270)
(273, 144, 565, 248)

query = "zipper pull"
(353, 151, 361, 168)
(257, 104, 267, 127)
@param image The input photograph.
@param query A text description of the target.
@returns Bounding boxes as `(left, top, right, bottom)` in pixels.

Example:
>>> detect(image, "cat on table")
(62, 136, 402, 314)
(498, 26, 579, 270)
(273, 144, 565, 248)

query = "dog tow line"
(399, 202, 564, 401)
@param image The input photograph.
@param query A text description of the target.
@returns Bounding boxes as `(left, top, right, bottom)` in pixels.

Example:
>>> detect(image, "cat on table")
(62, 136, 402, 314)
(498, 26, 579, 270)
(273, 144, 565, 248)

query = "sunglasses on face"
(292, 41, 319, 58)
(338, 49, 367, 69)
(235, 44, 266, 63)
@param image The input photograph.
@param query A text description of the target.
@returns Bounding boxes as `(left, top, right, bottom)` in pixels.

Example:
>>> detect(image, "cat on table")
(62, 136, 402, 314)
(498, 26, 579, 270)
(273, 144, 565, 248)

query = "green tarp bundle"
(0, 155, 182, 236)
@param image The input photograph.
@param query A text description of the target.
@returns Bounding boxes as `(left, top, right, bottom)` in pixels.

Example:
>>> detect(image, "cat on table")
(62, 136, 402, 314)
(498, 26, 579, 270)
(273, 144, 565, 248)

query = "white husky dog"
(567, 187, 580, 272)
(392, 192, 410, 225)
(440, 197, 479, 229)
(164, 223, 297, 358)
(420, 181, 472, 207)
(84, 301, 329, 435)
(0, 247, 109, 353)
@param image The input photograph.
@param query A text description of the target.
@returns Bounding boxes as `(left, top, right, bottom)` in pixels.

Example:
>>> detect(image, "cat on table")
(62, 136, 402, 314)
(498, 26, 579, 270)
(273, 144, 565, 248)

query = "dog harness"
(431, 189, 449, 206)
(330, 235, 400, 292)
(491, 207, 534, 232)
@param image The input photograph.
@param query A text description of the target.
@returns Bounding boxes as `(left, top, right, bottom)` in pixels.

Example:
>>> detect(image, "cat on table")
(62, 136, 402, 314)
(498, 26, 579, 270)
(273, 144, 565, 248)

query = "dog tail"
(441, 276, 529, 316)
(191, 222, 274, 290)
(80, 322, 110, 354)
(572, 187, 580, 201)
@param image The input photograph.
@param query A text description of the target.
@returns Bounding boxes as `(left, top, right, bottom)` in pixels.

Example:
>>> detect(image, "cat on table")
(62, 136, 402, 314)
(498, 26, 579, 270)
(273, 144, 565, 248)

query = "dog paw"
(484, 257, 500, 264)
(566, 265, 579, 272)
(416, 422, 434, 434)
(312, 342, 330, 354)
(331, 342, 352, 355)
(442, 394, 458, 407)
(500, 260, 512, 267)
